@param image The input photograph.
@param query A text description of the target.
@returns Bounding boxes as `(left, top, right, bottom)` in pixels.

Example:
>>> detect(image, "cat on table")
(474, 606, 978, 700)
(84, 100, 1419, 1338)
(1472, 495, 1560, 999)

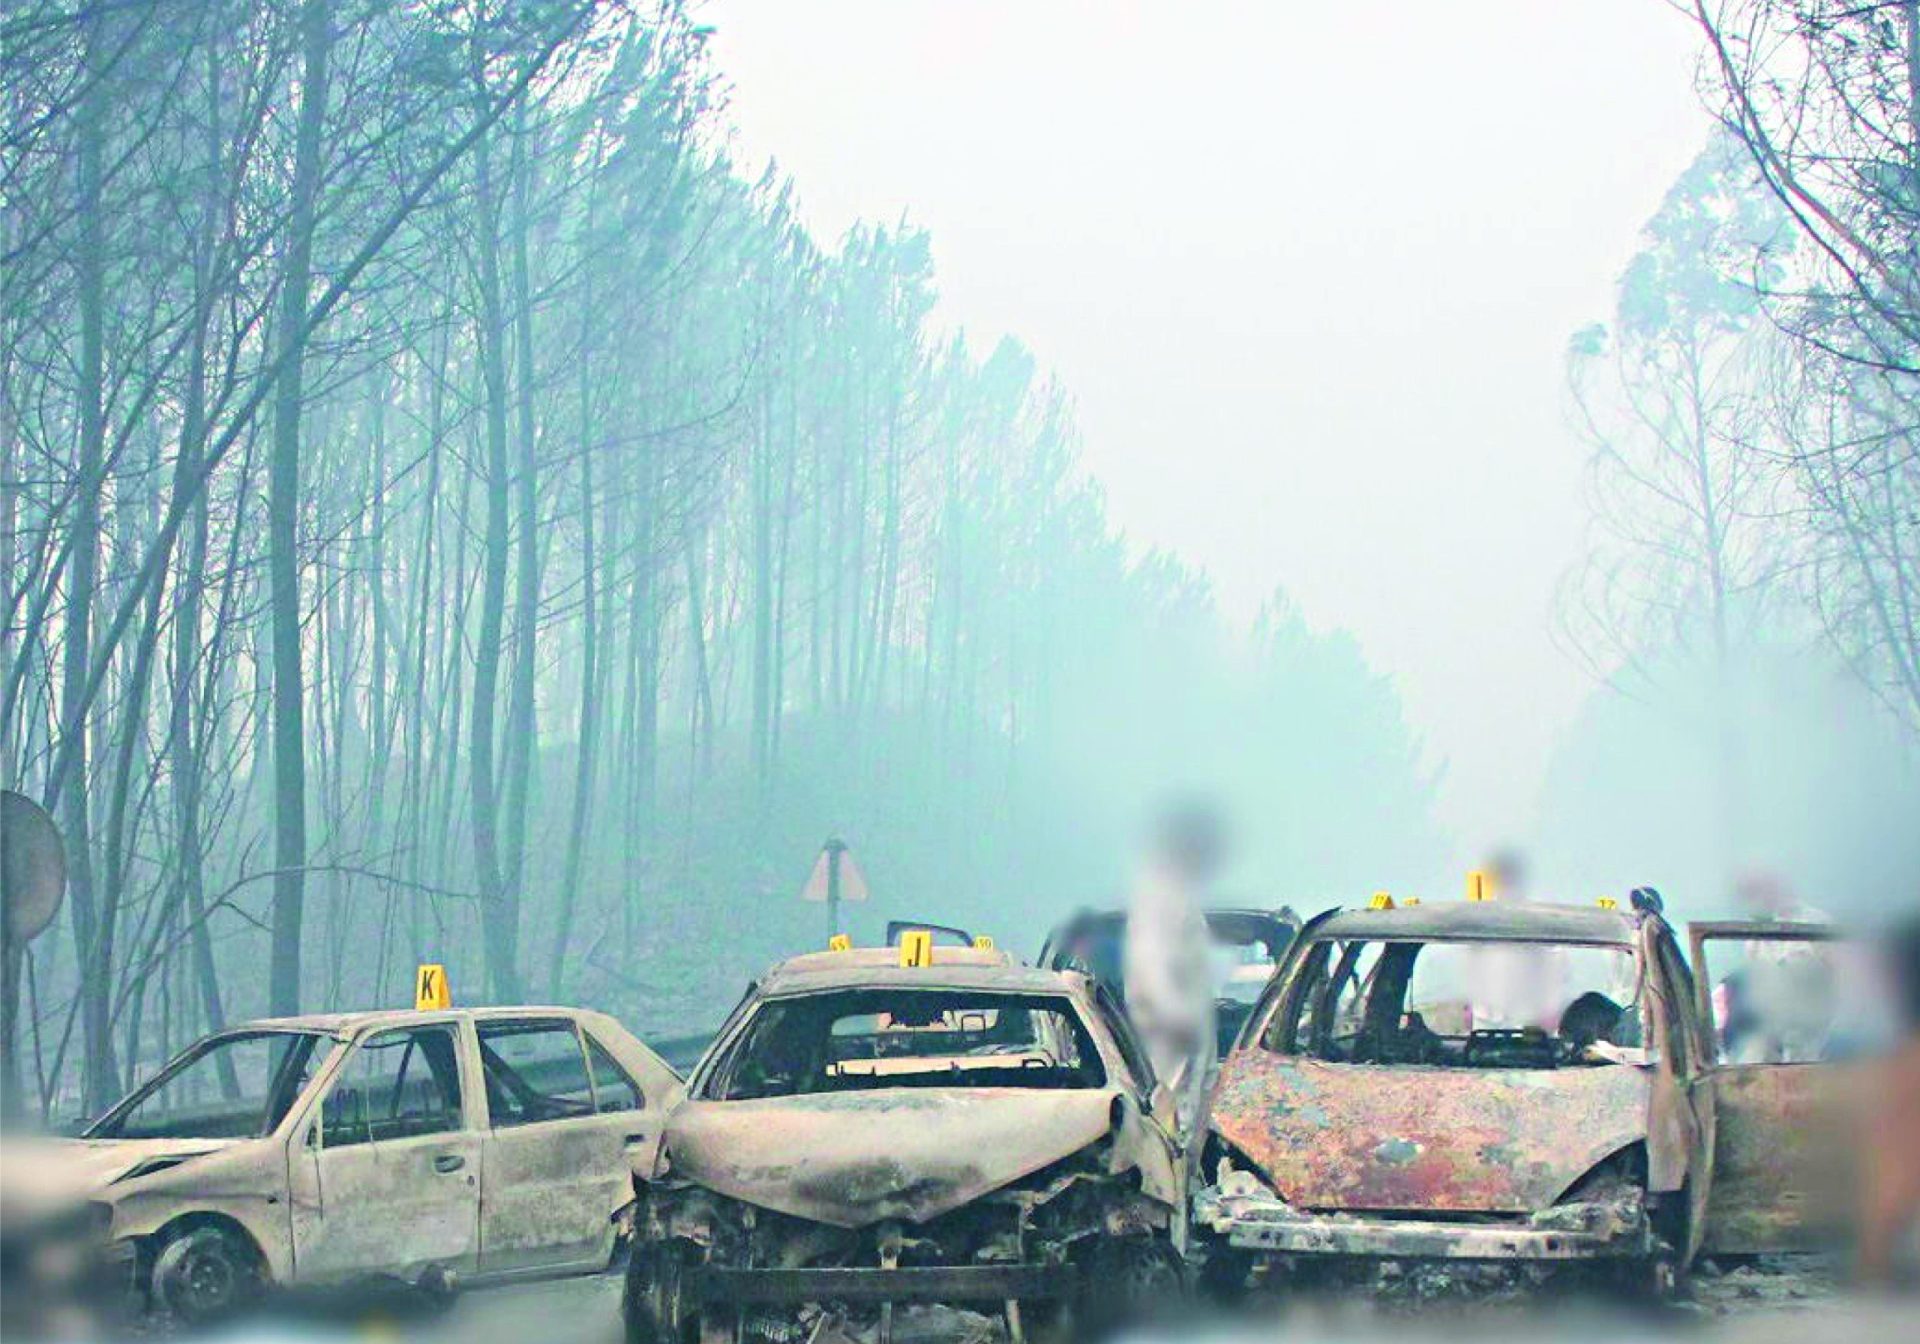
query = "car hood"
(0, 1137, 234, 1214)
(665, 1088, 1119, 1227)
(1212, 1054, 1651, 1213)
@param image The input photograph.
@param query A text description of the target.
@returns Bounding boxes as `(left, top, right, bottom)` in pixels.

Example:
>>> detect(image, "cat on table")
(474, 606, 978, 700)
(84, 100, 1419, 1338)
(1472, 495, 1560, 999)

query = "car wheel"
(151, 1224, 262, 1325)
(1196, 1242, 1253, 1304)
(624, 1239, 697, 1344)
(1077, 1236, 1188, 1336)
(1608, 1250, 1686, 1306)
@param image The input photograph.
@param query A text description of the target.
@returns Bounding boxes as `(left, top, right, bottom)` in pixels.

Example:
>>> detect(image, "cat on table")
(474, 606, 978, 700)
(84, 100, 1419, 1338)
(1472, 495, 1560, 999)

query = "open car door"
(1687, 921, 1861, 1256)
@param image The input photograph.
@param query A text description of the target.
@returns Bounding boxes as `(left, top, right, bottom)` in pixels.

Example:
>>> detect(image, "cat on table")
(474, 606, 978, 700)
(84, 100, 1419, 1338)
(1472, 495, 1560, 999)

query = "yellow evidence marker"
(898, 930, 934, 968)
(828, 934, 853, 952)
(416, 964, 451, 1010)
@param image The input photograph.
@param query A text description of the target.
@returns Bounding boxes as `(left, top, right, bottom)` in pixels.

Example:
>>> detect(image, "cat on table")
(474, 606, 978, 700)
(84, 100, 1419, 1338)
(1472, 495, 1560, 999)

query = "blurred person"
(1732, 870, 1840, 1063)
(1465, 849, 1567, 1031)
(1736, 869, 1830, 925)
(1124, 800, 1225, 1148)
(1489, 848, 1529, 902)
(1860, 915, 1920, 1286)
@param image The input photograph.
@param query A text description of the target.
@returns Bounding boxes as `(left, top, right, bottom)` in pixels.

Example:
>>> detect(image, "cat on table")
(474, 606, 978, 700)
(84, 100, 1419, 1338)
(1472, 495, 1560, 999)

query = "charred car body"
(626, 944, 1187, 1342)
(13, 1006, 678, 1325)
(1194, 900, 1850, 1294)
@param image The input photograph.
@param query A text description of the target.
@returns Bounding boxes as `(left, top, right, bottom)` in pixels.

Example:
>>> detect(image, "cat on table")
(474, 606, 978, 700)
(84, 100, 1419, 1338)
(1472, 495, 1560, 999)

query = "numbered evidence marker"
(416, 964, 451, 1010)
(898, 930, 934, 969)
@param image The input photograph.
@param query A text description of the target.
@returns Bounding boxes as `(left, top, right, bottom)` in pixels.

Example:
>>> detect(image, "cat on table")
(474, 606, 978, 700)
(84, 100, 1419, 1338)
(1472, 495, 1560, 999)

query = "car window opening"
(1270, 938, 1644, 1069)
(90, 1030, 329, 1140)
(707, 990, 1107, 1099)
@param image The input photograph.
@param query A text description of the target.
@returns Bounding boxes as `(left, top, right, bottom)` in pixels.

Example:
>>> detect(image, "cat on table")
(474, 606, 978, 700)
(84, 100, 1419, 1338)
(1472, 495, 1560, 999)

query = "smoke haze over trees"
(1549, 2, 1920, 919)
(9, 0, 1920, 1131)
(0, 0, 1443, 1122)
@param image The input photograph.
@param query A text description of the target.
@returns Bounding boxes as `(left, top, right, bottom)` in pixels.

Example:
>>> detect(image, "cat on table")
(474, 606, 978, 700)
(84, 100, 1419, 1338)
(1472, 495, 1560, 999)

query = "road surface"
(246, 1254, 1894, 1344)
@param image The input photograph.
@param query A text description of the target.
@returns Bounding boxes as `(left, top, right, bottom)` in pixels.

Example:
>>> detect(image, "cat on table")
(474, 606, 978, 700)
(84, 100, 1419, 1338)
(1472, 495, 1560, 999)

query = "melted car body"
(9, 1006, 678, 1324)
(625, 945, 1186, 1342)
(1195, 901, 1855, 1288)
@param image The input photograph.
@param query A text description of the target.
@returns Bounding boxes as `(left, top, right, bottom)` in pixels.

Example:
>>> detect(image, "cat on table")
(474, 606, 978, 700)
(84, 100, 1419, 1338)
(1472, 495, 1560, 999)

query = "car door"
(287, 1021, 482, 1284)
(474, 1015, 668, 1277)
(1637, 921, 1716, 1263)
(1686, 921, 1860, 1255)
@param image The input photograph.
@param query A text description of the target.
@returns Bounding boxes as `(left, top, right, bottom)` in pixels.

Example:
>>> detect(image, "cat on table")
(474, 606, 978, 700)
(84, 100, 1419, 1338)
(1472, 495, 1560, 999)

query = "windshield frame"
(1259, 933, 1646, 1067)
(86, 1027, 340, 1141)
(695, 986, 1111, 1101)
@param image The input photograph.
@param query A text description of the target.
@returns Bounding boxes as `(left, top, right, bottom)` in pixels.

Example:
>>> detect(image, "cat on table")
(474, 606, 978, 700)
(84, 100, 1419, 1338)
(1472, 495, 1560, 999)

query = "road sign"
(3, 790, 66, 1120)
(802, 839, 867, 942)
(2, 791, 65, 943)
(801, 844, 868, 903)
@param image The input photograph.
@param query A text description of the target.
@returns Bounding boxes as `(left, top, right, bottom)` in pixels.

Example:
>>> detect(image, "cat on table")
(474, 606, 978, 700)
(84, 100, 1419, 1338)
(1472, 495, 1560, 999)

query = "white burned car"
(45, 1005, 678, 1323)
(625, 944, 1187, 1343)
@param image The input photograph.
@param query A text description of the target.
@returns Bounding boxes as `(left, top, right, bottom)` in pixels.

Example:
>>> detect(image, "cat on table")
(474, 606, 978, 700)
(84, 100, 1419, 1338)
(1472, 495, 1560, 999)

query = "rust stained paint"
(1698, 1060, 1864, 1255)
(1213, 1054, 1652, 1213)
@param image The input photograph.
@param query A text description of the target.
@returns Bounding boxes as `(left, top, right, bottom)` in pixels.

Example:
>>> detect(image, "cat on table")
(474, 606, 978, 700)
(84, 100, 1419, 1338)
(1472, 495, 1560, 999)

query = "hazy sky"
(702, 0, 1716, 854)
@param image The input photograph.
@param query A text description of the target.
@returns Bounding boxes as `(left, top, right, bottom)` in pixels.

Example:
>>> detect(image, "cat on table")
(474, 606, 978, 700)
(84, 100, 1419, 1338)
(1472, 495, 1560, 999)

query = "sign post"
(801, 837, 867, 941)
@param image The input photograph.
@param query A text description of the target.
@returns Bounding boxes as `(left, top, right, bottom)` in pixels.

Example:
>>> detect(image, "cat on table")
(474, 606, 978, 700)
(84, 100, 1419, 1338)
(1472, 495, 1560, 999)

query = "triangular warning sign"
(800, 845, 869, 902)
(801, 850, 830, 902)
(839, 853, 868, 903)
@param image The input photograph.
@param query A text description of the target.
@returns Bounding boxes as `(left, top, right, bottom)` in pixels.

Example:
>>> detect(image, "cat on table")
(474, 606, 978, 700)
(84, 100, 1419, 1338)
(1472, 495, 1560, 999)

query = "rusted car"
(624, 942, 1187, 1342)
(1193, 899, 1851, 1296)
(35, 1005, 678, 1324)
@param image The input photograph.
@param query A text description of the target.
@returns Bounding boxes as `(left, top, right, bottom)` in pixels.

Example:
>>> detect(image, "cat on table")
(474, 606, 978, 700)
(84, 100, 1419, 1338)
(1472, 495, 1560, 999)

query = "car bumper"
(688, 1263, 1076, 1304)
(1194, 1187, 1654, 1261)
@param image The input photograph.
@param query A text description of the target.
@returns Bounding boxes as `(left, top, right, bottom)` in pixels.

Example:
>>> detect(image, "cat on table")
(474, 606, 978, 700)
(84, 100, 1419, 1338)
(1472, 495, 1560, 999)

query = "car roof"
(234, 1005, 602, 1036)
(1309, 900, 1641, 946)
(757, 947, 1083, 997)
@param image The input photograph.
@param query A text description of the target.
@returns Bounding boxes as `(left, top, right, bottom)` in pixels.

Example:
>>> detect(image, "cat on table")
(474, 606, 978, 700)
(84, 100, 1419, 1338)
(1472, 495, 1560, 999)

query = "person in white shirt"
(1124, 802, 1225, 1149)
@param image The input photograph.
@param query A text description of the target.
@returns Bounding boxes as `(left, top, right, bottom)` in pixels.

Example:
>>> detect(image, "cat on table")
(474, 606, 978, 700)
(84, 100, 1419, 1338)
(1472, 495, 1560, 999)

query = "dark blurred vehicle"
(1038, 905, 1301, 1056)
(884, 919, 979, 948)
(1193, 899, 1852, 1299)
(624, 941, 1186, 1342)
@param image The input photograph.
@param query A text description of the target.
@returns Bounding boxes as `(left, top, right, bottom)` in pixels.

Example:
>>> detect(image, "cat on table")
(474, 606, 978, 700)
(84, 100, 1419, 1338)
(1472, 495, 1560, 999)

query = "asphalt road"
(228, 1254, 1902, 1344)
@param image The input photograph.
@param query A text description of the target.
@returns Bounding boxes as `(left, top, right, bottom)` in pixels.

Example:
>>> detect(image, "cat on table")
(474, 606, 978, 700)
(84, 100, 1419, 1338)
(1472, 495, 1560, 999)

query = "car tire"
(624, 1239, 697, 1344)
(1608, 1250, 1686, 1306)
(1196, 1242, 1253, 1304)
(150, 1224, 263, 1326)
(1076, 1236, 1188, 1337)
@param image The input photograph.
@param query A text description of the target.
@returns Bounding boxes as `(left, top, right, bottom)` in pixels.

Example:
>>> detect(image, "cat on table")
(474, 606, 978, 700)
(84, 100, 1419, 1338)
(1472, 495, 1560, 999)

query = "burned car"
(1193, 899, 1851, 1296)
(19, 1005, 678, 1324)
(625, 943, 1186, 1342)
